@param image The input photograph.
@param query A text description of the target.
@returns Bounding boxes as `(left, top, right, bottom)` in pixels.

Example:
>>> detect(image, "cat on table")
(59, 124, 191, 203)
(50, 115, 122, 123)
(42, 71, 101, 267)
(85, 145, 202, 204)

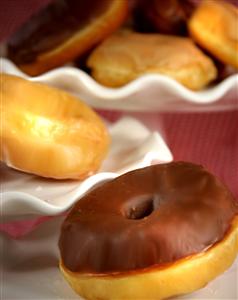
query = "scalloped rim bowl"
(1, 57, 238, 112)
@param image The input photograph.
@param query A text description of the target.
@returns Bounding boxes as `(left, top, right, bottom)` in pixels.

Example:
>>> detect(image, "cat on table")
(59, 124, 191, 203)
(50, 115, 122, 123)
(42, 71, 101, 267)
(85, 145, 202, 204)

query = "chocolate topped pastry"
(7, 0, 128, 75)
(8, 0, 111, 64)
(58, 162, 238, 300)
(133, 0, 196, 35)
(59, 161, 238, 273)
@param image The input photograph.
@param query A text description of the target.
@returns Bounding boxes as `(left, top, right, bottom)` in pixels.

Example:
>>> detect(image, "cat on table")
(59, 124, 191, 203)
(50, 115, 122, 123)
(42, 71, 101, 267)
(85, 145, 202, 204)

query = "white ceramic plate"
(1, 57, 238, 112)
(1, 117, 172, 220)
(1, 216, 238, 300)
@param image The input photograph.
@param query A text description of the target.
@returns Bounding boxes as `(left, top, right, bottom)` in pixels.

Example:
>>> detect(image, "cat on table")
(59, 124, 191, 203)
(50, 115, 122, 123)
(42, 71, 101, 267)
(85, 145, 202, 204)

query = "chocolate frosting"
(59, 162, 238, 274)
(133, 0, 196, 35)
(8, 0, 111, 64)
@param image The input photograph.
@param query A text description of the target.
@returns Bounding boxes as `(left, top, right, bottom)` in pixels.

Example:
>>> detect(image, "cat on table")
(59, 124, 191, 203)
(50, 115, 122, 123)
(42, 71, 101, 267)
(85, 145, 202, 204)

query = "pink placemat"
(1, 0, 238, 238)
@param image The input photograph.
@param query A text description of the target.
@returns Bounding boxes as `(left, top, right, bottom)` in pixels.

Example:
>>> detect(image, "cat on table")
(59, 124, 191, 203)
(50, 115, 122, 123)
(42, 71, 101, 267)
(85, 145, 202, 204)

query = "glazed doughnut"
(7, 0, 128, 76)
(1, 74, 110, 179)
(87, 31, 217, 90)
(188, 0, 238, 69)
(59, 162, 238, 300)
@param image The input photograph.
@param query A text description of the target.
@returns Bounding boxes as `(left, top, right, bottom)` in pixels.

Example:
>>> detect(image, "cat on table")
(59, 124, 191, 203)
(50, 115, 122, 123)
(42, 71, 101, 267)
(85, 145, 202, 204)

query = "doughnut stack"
(7, 0, 238, 89)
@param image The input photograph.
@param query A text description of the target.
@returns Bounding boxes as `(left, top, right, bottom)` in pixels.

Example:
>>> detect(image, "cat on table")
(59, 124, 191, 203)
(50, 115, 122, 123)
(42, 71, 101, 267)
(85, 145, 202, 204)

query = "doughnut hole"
(124, 194, 161, 220)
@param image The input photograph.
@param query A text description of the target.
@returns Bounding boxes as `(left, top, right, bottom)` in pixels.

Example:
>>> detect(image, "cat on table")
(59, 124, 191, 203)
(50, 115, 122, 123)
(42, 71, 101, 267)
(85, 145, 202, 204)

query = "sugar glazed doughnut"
(59, 162, 238, 300)
(7, 0, 128, 76)
(1, 74, 110, 179)
(189, 0, 238, 69)
(87, 31, 217, 90)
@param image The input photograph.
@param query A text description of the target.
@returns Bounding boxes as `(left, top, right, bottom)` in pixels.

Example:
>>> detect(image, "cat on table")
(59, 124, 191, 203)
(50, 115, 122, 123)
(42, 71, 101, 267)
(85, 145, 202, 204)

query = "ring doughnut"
(1, 74, 110, 179)
(7, 0, 128, 76)
(59, 162, 238, 299)
(188, 0, 238, 69)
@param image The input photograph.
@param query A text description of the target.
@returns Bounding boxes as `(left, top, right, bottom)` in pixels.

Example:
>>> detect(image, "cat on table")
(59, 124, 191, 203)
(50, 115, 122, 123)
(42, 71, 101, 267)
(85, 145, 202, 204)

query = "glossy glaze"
(8, 0, 111, 64)
(59, 162, 238, 274)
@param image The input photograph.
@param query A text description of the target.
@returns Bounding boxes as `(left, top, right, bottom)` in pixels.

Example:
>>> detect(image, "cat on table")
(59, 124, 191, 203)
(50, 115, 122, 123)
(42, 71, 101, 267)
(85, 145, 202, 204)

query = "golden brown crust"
(60, 215, 238, 300)
(87, 31, 217, 90)
(188, 0, 238, 69)
(1, 74, 110, 179)
(15, 0, 128, 76)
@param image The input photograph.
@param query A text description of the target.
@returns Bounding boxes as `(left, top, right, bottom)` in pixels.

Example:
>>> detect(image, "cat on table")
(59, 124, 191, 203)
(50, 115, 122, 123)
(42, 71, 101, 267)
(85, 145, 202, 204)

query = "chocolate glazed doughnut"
(59, 162, 238, 300)
(7, 0, 128, 76)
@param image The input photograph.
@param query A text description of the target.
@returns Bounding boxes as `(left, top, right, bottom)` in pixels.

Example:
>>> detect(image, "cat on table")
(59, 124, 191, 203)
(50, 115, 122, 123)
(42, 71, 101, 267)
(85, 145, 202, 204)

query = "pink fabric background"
(1, 0, 238, 238)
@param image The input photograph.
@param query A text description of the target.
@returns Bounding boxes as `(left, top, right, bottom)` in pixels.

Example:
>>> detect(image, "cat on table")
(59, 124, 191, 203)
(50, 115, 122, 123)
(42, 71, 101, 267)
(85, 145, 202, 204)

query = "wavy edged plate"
(1, 57, 238, 112)
(1, 216, 237, 299)
(1, 117, 173, 220)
